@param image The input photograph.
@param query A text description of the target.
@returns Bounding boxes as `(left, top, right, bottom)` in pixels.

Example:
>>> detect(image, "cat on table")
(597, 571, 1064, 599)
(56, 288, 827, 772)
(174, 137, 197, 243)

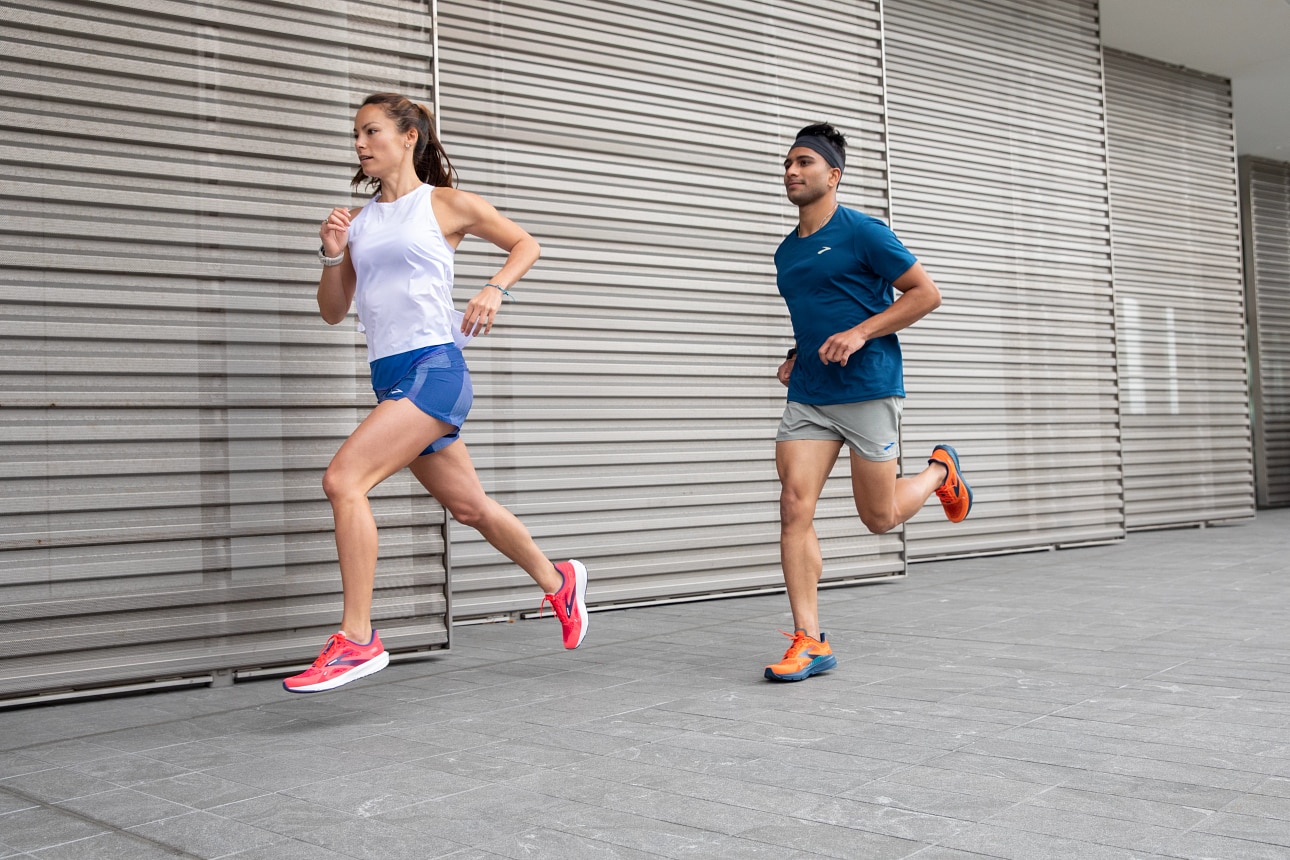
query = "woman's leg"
(408, 440, 562, 594)
(323, 398, 456, 641)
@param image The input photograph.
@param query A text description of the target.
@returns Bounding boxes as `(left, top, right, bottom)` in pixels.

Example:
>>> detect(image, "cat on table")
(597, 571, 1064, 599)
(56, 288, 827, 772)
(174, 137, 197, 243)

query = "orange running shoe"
(764, 630, 837, 682)
(283, 631, 389, 694)
(929, 444, 972, 523)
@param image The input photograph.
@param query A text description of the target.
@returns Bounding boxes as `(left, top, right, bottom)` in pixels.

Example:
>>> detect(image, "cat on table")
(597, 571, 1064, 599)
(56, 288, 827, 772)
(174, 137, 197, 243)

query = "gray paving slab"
(0, 509, 1288, 859)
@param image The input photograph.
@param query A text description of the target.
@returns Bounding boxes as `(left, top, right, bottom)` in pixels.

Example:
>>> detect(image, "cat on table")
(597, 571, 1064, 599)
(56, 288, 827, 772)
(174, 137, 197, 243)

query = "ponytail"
(351, 93, 458, 195)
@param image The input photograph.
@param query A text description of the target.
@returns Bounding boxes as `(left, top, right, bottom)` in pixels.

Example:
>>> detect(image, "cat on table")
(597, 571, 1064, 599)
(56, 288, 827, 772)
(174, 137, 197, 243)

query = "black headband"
(790, 135, 845, 172)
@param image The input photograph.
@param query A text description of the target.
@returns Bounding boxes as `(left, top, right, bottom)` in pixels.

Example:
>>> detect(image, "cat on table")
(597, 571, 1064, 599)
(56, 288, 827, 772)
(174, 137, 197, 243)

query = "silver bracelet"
(318, 244, 345, 267)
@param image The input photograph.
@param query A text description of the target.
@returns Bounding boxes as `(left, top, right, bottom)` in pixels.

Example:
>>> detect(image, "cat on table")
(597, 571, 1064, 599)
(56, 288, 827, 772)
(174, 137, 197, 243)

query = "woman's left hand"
(462, 287, 504, 336)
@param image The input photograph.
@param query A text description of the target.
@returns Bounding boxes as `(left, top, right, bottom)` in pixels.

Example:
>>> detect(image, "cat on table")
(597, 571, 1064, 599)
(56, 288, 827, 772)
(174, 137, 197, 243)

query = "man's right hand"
(777, 357, 795, 387)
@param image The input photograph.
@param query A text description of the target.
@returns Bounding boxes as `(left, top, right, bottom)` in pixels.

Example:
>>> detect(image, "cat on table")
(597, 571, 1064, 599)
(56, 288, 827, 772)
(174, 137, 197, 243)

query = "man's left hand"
(818, 328, 867, 366)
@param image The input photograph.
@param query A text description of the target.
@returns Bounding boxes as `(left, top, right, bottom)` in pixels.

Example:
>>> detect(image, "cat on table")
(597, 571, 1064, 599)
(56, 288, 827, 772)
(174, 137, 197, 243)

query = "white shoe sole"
(284, 650, 390, 694)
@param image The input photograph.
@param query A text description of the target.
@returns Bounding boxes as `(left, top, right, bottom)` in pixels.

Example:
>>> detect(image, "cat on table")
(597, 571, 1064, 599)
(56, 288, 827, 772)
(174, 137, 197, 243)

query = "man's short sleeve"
(852, 217, 918, 284)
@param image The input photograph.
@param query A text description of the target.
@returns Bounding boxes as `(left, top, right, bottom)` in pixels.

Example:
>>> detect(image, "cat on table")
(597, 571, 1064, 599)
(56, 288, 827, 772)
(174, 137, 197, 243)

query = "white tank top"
(347, 184, 456, 362)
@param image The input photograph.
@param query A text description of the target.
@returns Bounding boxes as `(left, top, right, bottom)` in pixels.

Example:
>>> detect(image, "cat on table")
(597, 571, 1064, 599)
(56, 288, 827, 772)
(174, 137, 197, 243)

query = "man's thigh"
(849, 452, 899, 521)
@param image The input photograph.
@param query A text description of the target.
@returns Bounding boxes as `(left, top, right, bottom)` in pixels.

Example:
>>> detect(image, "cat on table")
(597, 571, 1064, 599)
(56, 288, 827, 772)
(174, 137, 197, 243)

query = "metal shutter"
(1104, 50, 1255, 528)
(0, 0, 448, 701)
(436, 0, 903, 617)
(1242, 157, 1290, 508)
(883, 0, 1124, 557)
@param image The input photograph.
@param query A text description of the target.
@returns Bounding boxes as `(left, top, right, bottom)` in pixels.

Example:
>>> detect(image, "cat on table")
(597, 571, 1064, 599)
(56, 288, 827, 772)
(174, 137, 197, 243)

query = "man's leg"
(776, 438, 844, 639)
(849, 452, 948, 535)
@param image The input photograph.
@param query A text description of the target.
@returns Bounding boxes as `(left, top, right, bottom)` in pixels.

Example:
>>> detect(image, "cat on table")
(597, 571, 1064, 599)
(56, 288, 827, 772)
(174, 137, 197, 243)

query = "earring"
(405, 143, 411, 149)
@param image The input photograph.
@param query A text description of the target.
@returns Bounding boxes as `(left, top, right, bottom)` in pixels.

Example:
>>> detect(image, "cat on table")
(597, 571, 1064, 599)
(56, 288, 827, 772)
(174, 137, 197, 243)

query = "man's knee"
(779, 488, 817, 531)
(859, 511, 898, 534)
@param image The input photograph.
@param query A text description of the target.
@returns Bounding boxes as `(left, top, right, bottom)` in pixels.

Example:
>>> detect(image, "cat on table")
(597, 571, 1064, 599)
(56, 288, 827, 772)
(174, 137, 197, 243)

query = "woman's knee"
(445, 495, 491, 529)
(322, 465, 365, 505)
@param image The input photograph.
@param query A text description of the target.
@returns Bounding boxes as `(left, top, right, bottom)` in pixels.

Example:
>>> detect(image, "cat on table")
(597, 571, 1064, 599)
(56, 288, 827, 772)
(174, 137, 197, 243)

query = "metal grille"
(884, 0, 1124, 557)
(0, 0, 448, 700)
(1104, 50, 1255, 527)
(1242, 157, 1290, 508)
(436, 0, 904, 617)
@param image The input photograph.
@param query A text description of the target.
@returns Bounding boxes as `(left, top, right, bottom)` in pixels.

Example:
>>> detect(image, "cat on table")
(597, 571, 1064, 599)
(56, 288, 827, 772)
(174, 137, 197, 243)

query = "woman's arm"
(434, 189, 541, 335)
(317, 206, 359, 325)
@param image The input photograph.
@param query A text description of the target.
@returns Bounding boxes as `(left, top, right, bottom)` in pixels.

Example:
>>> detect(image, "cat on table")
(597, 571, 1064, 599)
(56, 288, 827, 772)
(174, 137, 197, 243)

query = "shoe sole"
(764, 654, 837, 682)
(933, 444, 973, 522)
(566, 559, 589, 649)
(283, 651, 390, 694)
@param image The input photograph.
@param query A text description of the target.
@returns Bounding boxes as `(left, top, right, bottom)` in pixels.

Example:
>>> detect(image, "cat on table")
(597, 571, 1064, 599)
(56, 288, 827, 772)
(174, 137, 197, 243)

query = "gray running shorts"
(775, 396, 904, 462)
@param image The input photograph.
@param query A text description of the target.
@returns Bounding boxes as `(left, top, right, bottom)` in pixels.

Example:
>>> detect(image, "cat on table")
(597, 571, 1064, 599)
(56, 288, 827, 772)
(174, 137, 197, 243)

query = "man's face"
(783, 146, 839, 206)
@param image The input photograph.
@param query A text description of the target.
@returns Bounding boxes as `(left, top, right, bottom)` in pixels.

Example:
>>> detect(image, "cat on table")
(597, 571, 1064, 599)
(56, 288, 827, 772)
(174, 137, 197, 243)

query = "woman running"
(284, 93, 588, 693)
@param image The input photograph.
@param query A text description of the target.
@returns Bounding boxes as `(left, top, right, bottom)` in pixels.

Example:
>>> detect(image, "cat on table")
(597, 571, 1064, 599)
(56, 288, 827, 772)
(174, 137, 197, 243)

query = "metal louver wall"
(436, 0, 903, 617)
(883, 0, 1124, 557)
(1104, 50, 1255, 528)
(0, 0, 448, 701)
(1242, 157, 1290, 508)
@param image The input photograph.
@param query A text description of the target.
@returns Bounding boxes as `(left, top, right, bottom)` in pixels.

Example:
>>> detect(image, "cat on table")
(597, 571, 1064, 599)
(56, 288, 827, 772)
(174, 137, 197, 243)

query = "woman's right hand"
(319, 207, 352, 257)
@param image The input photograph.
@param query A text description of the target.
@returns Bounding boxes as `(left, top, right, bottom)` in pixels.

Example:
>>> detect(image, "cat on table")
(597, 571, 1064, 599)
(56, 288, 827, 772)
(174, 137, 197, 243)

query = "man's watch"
(786, 347, 797, 360)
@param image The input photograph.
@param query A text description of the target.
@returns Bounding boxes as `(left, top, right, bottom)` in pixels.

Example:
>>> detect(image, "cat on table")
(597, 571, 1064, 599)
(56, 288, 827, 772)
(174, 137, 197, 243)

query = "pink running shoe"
(542, 560, 589, 649)
(283, 631, 389, 693)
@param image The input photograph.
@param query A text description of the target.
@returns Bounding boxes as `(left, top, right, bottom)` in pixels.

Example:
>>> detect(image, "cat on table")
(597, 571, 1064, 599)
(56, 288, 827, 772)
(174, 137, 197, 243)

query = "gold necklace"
(800, 202, 838, 237)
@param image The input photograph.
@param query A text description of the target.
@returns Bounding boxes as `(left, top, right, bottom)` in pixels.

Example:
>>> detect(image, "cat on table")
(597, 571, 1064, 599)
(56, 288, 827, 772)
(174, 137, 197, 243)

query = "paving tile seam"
(0, 782, 208, 859)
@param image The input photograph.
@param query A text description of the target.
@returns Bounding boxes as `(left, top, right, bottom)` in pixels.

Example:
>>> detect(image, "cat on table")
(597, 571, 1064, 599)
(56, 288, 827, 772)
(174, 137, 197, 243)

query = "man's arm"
(817, 262, 941, 366)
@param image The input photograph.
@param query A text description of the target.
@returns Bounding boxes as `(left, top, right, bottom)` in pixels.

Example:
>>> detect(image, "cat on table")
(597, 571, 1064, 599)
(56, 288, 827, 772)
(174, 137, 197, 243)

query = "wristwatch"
(318, 244, 345, 267)
(786, 347, 797, 360)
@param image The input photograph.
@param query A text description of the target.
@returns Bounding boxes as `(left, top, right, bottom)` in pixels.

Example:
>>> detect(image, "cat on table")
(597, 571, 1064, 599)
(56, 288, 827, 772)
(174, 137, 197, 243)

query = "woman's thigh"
(327, 399, 456, 495)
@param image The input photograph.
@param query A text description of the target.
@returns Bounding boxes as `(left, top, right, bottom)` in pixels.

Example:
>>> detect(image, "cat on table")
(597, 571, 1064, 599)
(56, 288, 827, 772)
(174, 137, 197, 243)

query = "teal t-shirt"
(775, 206, 918, 405)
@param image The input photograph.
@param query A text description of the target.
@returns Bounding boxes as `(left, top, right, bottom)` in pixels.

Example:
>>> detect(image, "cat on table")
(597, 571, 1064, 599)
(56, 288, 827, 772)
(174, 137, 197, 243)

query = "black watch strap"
(786, 347, 797, 360)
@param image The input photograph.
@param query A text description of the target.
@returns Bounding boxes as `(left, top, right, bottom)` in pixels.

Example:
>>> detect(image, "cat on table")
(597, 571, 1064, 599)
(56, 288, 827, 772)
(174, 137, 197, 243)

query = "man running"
(766, 122, 971, 682)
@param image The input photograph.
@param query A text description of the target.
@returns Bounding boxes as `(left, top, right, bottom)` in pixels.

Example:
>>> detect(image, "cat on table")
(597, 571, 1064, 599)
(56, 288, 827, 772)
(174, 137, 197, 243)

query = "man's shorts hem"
(776, 397, 903, 462)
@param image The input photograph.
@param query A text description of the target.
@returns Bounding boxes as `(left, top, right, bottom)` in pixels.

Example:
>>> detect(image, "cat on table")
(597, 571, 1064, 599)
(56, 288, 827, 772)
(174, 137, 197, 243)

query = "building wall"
(884, 0, 1126, 558)
(0, 0, 1263, 701)
(1242, 157, 1290, 508)
(0, 0, 451, 701)
(1104, 50, 1255, 527)
(435, 0, 905, 618)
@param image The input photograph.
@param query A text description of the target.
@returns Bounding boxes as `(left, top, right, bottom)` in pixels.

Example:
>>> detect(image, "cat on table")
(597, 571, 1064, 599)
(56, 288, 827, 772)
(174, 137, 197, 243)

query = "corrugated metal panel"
(0, 0, 449, 700)
(1104, 50, 1255, 528)
(1242, 157, 1290, 508)
(883, 0, 1124, 557)
(437, 0, 904, 617)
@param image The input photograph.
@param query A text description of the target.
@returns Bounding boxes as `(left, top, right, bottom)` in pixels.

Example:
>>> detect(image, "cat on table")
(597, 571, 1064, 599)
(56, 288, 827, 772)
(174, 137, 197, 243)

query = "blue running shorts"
(370, 344, 473, 456)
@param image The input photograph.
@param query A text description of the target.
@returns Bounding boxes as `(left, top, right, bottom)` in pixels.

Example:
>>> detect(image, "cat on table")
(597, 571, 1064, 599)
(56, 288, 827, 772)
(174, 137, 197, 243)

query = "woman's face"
(353, 104, 415, 180)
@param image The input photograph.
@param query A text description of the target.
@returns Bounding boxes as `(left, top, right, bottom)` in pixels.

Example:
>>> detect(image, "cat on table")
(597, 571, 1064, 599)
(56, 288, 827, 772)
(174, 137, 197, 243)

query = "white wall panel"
(1104, 50, 1255, 527)
(1241, 157, 1290, 508)
(437, 0, 904, 616)
(0, 0, 448, 700)
(884, 0, 1124, 557)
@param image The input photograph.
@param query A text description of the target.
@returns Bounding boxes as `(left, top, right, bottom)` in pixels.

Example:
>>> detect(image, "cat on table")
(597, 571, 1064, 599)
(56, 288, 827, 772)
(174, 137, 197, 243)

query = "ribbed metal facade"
(884, 0, 1124, 557)
(436, 0, 904, 618)
(0, 0, 449, 700)
(1242, 157, 1290, 508)
(1103, 50, 1255, 528)
(2, 1, 1271, 702)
